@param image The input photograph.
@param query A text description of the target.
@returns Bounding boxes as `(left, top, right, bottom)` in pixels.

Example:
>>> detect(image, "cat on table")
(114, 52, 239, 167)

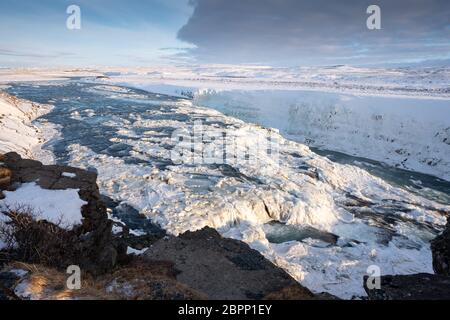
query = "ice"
(194, 90, 450, 180)
(63, 97, 448, 298)
(98, 65, 450, 180)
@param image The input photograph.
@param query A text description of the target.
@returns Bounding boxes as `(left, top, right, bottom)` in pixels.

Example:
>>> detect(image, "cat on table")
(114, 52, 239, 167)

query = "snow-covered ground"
(1, 182, 86, 229)
(2, 64, 449, 97)
(95, 64, 450, 98)
(0, 91, 55, 161)
(0, 90, 85, 249)
(0, 177, 87, 249)
(0, 68, 102, 84)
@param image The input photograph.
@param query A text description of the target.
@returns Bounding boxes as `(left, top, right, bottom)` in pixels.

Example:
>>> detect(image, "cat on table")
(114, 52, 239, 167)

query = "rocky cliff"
(0, 152, 123, 274)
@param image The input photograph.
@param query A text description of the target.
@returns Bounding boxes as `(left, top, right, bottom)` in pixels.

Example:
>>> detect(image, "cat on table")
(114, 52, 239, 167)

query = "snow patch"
(126, 247, 148, 255)
(1, 182, 87, 229)
(62, 172, 77, 178)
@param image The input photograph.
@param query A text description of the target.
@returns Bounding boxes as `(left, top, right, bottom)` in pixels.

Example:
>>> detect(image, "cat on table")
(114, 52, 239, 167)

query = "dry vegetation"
(3, 259, 206, 300)
(0, 206, 82, 269)
(0, 207, 206, 300)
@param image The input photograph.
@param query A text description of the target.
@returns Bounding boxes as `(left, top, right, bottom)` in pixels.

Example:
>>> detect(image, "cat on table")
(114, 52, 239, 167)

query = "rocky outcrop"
(431, 217, 450, 276)
(363, 273, 450, 300)
(0, 152, 125, 274)
(1, 152, 105, 230)
(144, 227, 318, 300)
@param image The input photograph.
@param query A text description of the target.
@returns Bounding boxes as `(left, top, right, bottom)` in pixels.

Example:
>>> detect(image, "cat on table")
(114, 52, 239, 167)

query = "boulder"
(144, 227, 317, 300)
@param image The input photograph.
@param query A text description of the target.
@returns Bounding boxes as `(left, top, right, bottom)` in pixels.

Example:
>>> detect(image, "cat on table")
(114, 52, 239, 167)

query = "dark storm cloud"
(178, 0, 450, 65)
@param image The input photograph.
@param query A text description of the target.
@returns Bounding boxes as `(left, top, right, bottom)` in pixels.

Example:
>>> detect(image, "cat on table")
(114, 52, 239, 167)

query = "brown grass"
(263, 284, 315, 300)
(1, 207, 208, 300)
(5, 259, 207, 300)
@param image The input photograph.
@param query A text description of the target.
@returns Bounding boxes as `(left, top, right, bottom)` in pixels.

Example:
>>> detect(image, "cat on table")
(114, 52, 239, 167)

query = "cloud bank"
(178, 0, 450, 66)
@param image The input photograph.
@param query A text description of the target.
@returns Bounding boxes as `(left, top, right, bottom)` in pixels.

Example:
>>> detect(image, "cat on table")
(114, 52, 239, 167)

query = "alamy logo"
(170, 120, 280, 168)
(66, 5, 81, 30)
(66, 265, 81, 290)
(366, 265, 381, 290)
(366, 5, 381, 30)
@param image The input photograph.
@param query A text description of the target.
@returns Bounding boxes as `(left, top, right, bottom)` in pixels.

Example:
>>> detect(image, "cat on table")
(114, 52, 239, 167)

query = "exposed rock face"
(1, 152, 105, 230)
(0, 152, 125, 274)
(363, 273, 450, 300)
(144, 227, 317, 300)
(431, 217, 450, 276)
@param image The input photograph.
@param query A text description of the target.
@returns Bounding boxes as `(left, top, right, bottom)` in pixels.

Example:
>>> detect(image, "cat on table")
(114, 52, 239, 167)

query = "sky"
(0, 0, 449, 68)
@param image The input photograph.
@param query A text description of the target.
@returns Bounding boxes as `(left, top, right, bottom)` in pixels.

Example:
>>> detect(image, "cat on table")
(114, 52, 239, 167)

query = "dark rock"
(100, 196, 166, 257)
(431, 217, 450, 276)
(144, 227, 316, 300)
(120, 233, 166, 250)
(363, 273, 450, 300)
(264, 285, 339, 300)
